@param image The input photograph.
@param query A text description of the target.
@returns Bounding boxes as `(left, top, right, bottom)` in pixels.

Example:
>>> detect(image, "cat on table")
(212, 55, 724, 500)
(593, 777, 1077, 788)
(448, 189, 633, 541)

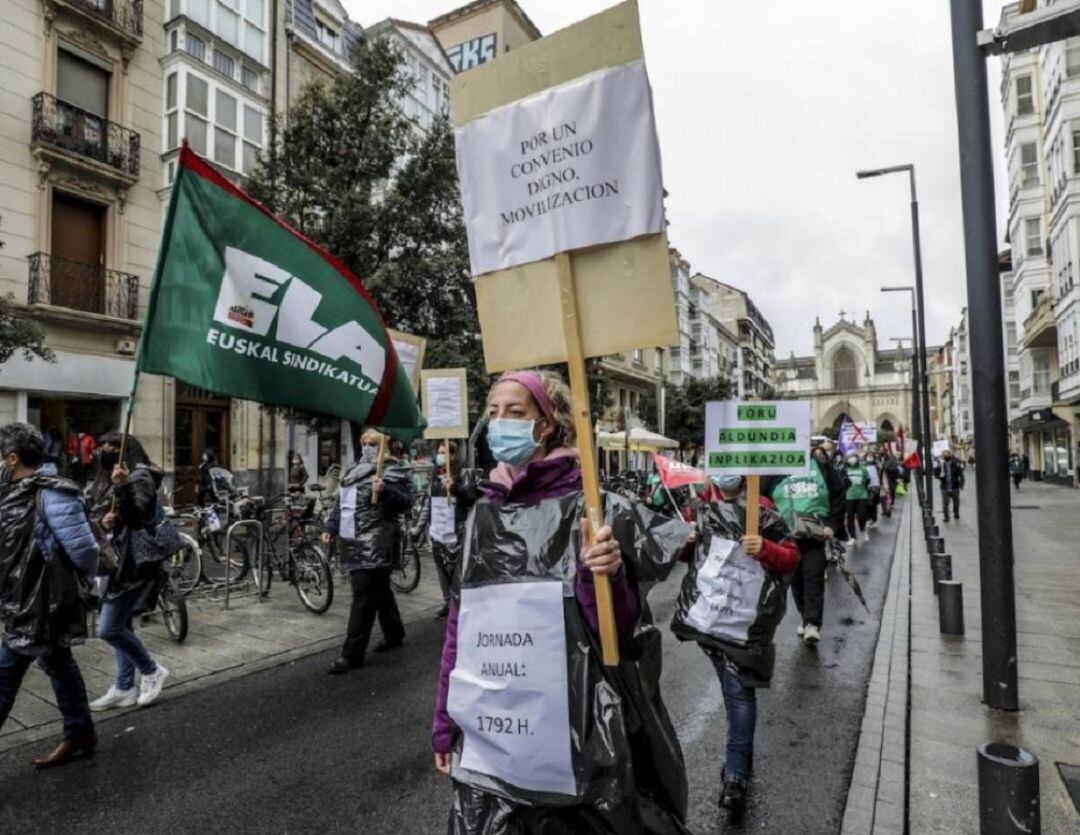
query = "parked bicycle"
(156, 573, 188, 642)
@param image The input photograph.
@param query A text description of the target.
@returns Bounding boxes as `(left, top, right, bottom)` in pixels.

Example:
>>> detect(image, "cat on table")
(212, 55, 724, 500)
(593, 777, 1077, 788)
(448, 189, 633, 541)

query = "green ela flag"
(136, 145, 426, 442)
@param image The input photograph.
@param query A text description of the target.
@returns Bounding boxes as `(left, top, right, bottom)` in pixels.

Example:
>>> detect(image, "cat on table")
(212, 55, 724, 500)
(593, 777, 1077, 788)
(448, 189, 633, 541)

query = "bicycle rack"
(224, 519, 264, 610)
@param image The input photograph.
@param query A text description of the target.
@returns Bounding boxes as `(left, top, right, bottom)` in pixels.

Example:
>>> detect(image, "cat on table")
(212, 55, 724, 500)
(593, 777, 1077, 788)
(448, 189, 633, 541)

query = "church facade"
(773, 314, 930, 440)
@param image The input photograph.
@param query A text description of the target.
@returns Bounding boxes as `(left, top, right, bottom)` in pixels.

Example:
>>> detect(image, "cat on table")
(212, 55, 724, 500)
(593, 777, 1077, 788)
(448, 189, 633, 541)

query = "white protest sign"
(448, 580, 575, 796)
(455, 59, 663, 277)
(705, 401, 812, 477)
(422, 368, 469, 440)
(684, 537, 765, 645)
(429, 496, 457, 546)
(932, 440, 950, 458)
(842, 421, 878, 446)
(338, 484, 357, 539)
(388, 329, 427, 394)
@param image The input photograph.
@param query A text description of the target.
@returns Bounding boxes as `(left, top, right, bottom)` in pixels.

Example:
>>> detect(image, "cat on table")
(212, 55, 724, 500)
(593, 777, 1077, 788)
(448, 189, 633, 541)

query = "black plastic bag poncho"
(670, 500, 792, 686)
(335, 462, 412, 571)
(447, 491, 693, 835)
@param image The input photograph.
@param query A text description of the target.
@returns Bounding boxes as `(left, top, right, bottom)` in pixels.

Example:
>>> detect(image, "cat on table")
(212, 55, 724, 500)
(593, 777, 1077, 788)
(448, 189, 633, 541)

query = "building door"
(174, 384, 230, 505)
(50, 192, 105, 313)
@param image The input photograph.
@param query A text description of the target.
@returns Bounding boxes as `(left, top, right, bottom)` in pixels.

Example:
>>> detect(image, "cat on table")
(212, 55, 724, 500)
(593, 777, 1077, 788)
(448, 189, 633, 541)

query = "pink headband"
(497, 371, 556, 427)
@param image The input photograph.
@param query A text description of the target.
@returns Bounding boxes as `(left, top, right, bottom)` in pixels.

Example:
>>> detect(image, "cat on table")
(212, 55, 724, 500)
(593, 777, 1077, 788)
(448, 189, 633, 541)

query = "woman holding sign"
(671, 474, 799, 823)
(431, 370, 693, 833)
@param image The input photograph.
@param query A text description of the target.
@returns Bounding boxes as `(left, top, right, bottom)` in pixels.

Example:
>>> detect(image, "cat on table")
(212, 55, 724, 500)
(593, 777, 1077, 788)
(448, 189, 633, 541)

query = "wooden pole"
(744, 474, 761, 537)
(556, 251, 620, 667)
(372, 435, 388, 504)
(442, 439, 454, 504)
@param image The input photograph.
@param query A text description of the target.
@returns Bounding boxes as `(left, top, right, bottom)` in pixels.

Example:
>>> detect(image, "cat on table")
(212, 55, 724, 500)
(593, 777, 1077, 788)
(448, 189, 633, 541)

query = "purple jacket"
(431, 451, 641, 754)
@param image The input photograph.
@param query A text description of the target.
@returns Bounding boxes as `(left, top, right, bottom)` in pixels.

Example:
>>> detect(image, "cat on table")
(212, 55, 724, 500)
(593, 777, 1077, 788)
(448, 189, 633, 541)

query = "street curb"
(841, 497, 911, 835)
(0, 597, 445, 756)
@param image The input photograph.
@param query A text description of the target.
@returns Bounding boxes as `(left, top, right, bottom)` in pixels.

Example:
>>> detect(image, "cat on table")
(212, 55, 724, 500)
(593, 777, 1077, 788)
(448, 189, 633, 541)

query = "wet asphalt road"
(0, 510, 899, 835)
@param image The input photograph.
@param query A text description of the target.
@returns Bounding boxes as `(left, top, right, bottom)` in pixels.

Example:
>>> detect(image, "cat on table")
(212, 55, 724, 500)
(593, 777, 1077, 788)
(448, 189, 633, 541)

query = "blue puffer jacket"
(34, 464, 99, 577)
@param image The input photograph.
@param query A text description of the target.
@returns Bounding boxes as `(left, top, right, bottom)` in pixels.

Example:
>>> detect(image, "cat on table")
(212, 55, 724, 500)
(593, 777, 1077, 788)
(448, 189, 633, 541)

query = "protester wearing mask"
(86, 433, 171, 711)
(412, 441, 477, 618)
(0, 423, 100, 767)
(672, 473, 799, 821)
(843, 453, 871, 547)
(432, 370, 693, 832)
(322, 429, 412, 673)
(772, 443, 847, 647)
(933, 448, 965, 522)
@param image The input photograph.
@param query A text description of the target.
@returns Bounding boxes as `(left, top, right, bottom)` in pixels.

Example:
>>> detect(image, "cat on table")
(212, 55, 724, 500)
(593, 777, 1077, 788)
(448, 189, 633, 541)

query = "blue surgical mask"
(435, 453, 447, 467)
(712, 474, 743, 494)
(487, 418, 539, 467)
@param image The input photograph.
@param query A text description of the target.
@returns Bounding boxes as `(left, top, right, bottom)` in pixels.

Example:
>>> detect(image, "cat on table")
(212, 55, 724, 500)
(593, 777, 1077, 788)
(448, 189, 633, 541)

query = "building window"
(241, 65, 259, 93)
(317, 19, 340, 53)
(186, 32, 206, 61)
(1068, 39, 1080, 77)
(213, 50, 235, 79)
(1021, 142, 1039, 187)
(833, 347, 858, 391)
(1016, 75, 1034, 116)
(214, 89, 237, 168)
(188, 0, 209, 26)
(1025, 217, 1043, 257)
(1006, 321, 1017, 351)
(1072, 128, 1080, 175)
(216, 1, 239, 45)
(186, 73, 209, 155)
(243, 0, 266, 62)
(170, 29, 179, 52)
(164, 72, 178, 150)
(242, 104, 262, 173)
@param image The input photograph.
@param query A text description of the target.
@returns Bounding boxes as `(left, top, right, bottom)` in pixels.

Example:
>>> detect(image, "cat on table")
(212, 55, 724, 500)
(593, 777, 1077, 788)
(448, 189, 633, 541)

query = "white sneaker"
(849, 538, 859, 550)
(862, 533, 871, 544)
(796, 623, 805, 637)
(90, 685, 137, 712)
(803, 625, 821, 646)
(136, 665, 170, 707)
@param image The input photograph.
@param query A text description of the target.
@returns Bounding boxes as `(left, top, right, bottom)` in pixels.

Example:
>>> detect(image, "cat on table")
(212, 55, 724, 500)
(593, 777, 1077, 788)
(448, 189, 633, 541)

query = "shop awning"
(1009, 409, 1068, 433)
(598, 427, 680, 452)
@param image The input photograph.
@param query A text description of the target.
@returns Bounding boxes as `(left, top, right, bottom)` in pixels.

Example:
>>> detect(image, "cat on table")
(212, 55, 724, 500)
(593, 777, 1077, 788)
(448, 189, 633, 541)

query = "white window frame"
(1068, 38, 1080, 78)
(174, 67, 264, 175)
(1020, 142, 1039, 187)
(1017, 74, 1034, 116)
(1025, 217, 1043, 257)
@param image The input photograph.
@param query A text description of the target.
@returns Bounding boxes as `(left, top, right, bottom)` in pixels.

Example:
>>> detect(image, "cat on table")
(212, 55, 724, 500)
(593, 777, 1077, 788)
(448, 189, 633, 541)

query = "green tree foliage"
(246, 40, 487, 425)
(0, 219, 52, 371)
(640, 376, 733, 455)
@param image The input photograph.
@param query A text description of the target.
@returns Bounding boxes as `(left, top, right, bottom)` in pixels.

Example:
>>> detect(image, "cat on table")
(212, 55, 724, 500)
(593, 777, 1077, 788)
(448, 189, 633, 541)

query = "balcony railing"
(32, 93, 140, 178)
(28, 252, 139, 320)
(62, 0, 143, 40)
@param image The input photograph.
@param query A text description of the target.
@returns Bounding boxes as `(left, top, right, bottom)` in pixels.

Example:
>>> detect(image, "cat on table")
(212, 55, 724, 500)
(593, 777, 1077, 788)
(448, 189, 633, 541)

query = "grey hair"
(0, 423, 45, 468)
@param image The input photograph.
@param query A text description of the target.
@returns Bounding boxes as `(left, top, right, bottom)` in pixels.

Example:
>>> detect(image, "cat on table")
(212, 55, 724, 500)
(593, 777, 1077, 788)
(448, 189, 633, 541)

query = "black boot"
(718, 769, 748, 823)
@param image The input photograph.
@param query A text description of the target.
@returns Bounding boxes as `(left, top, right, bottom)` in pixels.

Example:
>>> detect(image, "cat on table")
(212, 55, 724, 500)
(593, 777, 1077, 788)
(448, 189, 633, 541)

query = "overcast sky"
(345, 0, 1009, 357)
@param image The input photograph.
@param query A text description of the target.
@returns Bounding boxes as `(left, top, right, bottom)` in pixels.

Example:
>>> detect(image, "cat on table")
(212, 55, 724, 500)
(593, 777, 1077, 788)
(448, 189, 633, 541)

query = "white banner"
(455, 60, 664, 276)
(447, 581, 575, 796)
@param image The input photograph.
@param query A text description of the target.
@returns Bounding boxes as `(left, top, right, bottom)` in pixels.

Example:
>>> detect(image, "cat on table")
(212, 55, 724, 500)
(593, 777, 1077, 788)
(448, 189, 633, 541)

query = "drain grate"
(1056, 763, 1080, 814)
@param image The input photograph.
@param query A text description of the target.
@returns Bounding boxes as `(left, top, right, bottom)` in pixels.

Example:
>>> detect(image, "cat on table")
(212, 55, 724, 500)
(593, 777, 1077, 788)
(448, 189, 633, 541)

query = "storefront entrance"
(174, 384, 230, 506)
(26, 395, 121, 483)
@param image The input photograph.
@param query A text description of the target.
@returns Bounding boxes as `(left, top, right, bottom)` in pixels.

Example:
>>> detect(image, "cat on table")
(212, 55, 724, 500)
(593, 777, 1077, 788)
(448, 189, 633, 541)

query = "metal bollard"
(928, 536, 945, 555)
(977, 742, 1040, 834)
(927, 523, 940, 540)
(938, 580, 964, 635)
(931, 553, 953, 595)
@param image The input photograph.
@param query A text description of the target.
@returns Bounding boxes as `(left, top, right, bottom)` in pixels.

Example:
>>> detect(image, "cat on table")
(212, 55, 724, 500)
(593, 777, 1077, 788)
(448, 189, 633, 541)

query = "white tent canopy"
(598, 426, 679, 452)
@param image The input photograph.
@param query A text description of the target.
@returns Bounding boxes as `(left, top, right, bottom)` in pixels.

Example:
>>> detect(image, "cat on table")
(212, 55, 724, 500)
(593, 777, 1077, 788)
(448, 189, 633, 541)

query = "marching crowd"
(0, 372, 970, 831)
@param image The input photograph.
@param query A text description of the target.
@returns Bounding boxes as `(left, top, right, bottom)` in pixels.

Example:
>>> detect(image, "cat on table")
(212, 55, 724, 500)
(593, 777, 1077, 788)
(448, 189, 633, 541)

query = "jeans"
(791, 541, 826, 628)
(0, 642, 94, 741)
(941, 488, 961, 520)
(341, 568, 405, 662)
(705, 650, 757, 782)
(98, 587, 158, 690)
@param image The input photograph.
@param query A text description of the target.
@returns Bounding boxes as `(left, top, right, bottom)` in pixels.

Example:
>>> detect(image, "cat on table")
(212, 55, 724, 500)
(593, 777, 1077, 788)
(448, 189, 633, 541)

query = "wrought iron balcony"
(54, 0, 143, 41)
(31, 93, 140, 179)
(28, 252, 139, 321)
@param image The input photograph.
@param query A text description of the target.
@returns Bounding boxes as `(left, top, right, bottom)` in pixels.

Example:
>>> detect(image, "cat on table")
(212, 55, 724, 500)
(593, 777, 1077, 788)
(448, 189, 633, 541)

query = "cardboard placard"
(706, 401, 812, 477)
(388, 329, 427, 394)
(422, 368, 469, 440)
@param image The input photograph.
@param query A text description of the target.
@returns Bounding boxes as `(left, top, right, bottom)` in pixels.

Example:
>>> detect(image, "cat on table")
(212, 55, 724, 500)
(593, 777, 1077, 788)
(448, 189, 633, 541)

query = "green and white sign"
(705, 401, 812, 476)
(136, 145, 425, 442)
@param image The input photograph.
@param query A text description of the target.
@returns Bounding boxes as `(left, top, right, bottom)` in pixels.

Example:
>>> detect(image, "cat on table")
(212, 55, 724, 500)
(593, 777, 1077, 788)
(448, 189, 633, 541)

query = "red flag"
(652, 453, 706, 489)
(903, 451, 921, 470)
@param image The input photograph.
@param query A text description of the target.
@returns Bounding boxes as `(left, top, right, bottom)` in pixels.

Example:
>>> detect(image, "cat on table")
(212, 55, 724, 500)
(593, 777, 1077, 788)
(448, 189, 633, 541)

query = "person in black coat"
(322, 429, 412, 674)
(933, 449, 965, 522)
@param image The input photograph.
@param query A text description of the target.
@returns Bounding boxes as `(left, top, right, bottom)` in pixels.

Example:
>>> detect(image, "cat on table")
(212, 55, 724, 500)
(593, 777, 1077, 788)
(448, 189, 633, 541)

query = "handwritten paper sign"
(422, 368, 469, 440)
(456, 60, 663, 277)
(706, 401, 812, 477)
(683, 538, 765, 644)
(448, 580, 575, 796)
(388, 329, 427, 394)
(429, 496, 457, 546)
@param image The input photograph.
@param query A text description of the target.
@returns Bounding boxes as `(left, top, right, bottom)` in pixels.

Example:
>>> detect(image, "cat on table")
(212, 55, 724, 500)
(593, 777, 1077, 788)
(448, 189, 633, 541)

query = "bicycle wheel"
(390, 538, 421, 593)
(204, 529, 250, 584)
(159, 579, 188, 643)
(251, 535, 274, 597)
(292, 543, 334, 614)
(170, 533, 202, 596)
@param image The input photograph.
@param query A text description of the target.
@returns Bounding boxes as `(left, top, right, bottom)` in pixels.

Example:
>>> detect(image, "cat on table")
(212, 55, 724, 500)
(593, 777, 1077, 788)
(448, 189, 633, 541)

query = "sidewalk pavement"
(844, 480, 1080, 833)
(0, 557, 446, 754)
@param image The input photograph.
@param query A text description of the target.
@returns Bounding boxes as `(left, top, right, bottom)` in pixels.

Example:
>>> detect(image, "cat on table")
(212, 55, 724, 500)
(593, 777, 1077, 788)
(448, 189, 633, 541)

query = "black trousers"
(941, 488, 961, 519)
(431, 541, 458, 604)
(341, 568, 405, 663)
(846, 499, 868, 538)
(791, 541, 826, 628)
